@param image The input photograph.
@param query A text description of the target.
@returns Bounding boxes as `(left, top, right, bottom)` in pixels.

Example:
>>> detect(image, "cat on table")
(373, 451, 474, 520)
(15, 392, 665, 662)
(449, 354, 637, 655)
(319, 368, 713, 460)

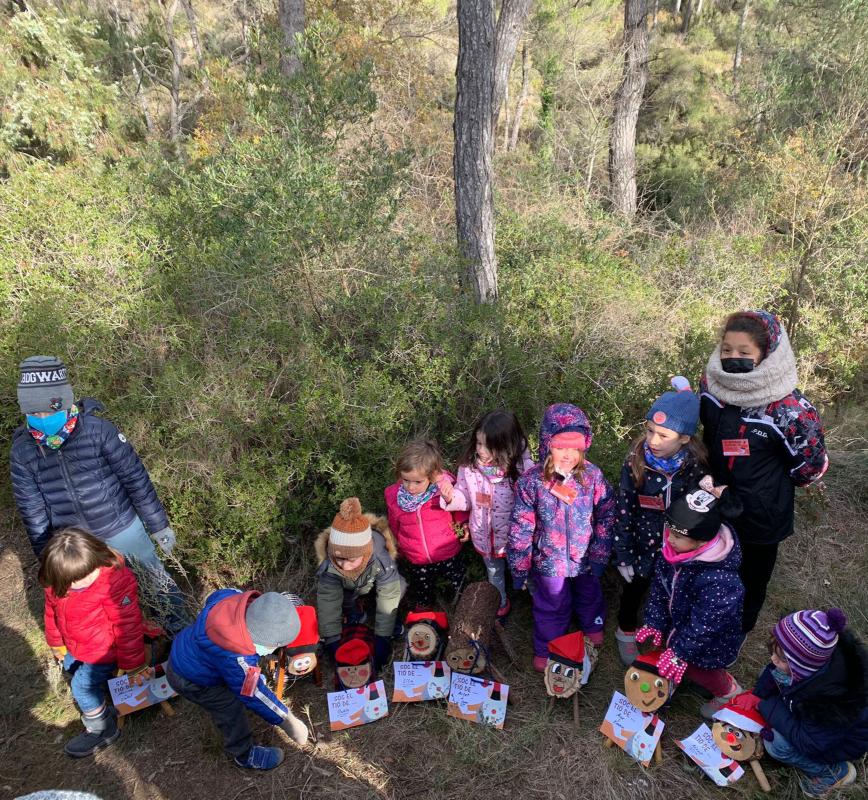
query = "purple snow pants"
(531, 572, 606, 657)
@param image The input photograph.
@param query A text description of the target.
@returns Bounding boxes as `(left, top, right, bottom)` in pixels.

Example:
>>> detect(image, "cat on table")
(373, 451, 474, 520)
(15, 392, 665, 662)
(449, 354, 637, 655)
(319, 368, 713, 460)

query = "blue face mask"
(27, 410, 69, 436)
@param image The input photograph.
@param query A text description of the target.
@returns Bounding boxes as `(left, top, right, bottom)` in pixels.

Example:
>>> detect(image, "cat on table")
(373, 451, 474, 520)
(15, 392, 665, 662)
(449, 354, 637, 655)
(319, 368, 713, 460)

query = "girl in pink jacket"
(384, 439, 469, 608)
(440, 410, 533, 617)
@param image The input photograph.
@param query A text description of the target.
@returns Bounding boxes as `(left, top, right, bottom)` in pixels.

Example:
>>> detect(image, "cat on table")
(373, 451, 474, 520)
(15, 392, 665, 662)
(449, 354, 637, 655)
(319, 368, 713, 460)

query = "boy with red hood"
(167, 590, 309, 770)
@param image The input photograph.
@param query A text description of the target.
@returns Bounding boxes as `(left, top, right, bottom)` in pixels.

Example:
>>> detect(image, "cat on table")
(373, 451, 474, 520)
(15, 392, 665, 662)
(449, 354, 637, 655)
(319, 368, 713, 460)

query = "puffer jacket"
(700, 381, 827, 545)
(314, 513, 404, 641)
(440, 451, 535, 559)
(613, 446, 706, 578)
(754, 631, 868, 763)
(384, 471, 468, 565)
(508, 404, 615, 586)
(10, 398, 169, 556)
(169, 589, 289, 725)
(643, 525, 744, 669)
(44, 557, 146, 671)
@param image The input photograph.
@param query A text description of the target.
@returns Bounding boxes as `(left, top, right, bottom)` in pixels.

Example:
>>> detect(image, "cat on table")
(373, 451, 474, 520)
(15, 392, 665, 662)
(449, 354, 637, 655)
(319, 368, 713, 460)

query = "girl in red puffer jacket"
(40, 527, 148, 758)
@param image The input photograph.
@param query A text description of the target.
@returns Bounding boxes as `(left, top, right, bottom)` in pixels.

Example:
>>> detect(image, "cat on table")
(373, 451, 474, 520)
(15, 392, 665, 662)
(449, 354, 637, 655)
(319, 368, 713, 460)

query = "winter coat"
(613, 447, 706, 578)
(643, 525, 744, 669)
(508, 404, 616, 586)
(10, 398, 169, 556)
(700, 380, 827, 545)
(441, 452, 535, 559)
(315, 513, 404, 642)
(44, 557, 146, 671)
(169, 589, 290, 725)
(384, 472, 469, 565)
(755, 631, 868, 763)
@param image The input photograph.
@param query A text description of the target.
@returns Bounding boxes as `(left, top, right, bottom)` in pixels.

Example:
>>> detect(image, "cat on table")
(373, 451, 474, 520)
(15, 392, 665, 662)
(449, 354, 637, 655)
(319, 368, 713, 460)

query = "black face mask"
(721, 358, 756, 374)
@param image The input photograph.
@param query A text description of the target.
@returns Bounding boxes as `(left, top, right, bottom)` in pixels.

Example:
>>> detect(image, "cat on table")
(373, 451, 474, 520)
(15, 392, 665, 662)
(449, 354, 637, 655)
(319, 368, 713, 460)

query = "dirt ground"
(2, 444, 867, 800)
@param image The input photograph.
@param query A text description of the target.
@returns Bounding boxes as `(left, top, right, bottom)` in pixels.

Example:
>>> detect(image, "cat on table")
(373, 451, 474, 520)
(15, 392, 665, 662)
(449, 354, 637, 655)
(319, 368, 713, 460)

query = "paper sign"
(107, 662, 176, 716)
(599, 691, 665, 767)
(391, 661, 452, 703)
(327, 680, 388, 731)
(676, 724, 745, 787)
(446, 673, 508, 729)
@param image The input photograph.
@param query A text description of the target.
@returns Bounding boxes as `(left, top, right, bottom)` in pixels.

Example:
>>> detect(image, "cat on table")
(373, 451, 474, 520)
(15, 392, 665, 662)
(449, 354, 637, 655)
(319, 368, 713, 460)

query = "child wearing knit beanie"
(314, 498, 405, 671)
(612, 376, 709, 666)
(753, 608, 867, 797)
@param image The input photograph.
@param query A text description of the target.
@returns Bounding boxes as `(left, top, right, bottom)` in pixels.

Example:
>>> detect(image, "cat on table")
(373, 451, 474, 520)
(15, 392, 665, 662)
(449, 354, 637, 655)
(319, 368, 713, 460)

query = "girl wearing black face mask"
(699, 311, 828, 635)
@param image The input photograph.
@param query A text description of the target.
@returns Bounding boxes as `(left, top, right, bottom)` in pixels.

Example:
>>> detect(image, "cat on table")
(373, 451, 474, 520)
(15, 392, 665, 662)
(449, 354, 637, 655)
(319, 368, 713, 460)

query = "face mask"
(771, 667, 793, 687)
(27, 410, 69, 436)
(254, 643, 276, 657)
(721, 357, 756, 374)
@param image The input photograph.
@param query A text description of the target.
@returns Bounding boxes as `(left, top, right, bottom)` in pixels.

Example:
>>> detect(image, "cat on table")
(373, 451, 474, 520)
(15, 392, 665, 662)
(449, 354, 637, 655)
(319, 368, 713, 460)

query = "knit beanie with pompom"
(328, 497, 374, 577)
(773, 608, 848, 682)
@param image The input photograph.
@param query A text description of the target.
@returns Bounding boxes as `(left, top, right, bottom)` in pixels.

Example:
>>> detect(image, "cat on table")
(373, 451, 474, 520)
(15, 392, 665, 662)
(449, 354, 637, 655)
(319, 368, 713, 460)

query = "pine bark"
(491, 0, 533, 133)
(278, 0, 305, 77)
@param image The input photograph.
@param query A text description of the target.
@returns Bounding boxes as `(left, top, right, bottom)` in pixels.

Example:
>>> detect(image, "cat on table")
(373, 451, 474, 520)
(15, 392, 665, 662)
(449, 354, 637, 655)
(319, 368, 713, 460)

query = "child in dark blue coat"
(613, 377, 708, 665)
(755, 608, 867, 797)
(636, 480, 745, 715)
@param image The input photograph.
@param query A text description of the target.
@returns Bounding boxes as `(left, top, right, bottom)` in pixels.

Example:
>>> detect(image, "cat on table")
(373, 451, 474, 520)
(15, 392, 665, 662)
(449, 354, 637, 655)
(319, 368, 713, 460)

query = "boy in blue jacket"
(756, 608, 866, 797)
(167, 590, 309, 770)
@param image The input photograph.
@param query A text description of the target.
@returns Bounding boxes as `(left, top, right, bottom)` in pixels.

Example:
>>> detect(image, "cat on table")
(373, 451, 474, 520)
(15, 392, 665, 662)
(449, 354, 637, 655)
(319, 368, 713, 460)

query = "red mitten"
(635, 625, 663, 647)
(658, 648, 687, 685)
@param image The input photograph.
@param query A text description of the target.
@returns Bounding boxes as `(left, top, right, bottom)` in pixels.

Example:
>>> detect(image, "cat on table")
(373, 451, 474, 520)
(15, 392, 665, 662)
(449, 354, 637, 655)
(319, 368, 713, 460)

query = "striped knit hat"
(327, 497, 373, 575)
(773, 608, 848, 682)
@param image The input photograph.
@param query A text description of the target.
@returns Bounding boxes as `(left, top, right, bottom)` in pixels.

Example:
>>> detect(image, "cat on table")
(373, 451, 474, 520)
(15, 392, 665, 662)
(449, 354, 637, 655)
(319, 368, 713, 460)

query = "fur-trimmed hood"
(314, 512, 397, 564)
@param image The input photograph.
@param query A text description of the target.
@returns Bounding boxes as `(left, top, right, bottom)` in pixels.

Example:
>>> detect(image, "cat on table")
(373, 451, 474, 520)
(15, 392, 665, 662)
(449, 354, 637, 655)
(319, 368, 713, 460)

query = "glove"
(635, 625, 663, 647)
(760, 727, 774, 742)
(617, 564, 635, 583)
(279, 710, 309, 746)
(374, 635, 392, 670)
(150, 526, 176, 555)
(658, 648, 687, 685)
(49, 645, 68, 661)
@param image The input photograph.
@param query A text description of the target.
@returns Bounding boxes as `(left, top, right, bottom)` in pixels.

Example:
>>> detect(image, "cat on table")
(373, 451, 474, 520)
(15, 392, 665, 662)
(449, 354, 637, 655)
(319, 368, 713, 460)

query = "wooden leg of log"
(493, 623, 519, 665)
(604, 737, 615, 748)
(654, 741, 663, 764)
(751, 759, 771, 792)
(117, 715, 126, 730)
(313, 661, 323, 688)
(546, 696, 555, 713)
(275, 648, 287, 701)
(572, 693, 580, 726)
(160, 700, 175, 717)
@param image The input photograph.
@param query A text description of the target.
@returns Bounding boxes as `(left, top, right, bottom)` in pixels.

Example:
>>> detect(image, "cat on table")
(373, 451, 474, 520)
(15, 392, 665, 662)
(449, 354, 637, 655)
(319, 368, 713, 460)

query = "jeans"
(765, 731, 850, 790)
(63, 654, 116, 713)
(483, 556, 508, 606)
(108, 516, 190, 634)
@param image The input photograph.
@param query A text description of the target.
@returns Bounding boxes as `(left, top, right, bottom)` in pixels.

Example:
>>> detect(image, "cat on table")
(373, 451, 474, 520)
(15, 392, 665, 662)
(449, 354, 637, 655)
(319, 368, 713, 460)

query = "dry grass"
(2, 422, 866, 800)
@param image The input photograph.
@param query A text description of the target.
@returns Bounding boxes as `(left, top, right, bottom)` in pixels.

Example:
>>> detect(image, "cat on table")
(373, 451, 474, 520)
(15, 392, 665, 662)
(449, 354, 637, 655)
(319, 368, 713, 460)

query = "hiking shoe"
(64, 708, 120, 758)
(799, 762, 857, 797)
(234, 745, 285, 770)
(533, 655, 548, 673)
(700, 680, 743, 720)
(496, 598, 512, 619)
(615, 628, 638, 666)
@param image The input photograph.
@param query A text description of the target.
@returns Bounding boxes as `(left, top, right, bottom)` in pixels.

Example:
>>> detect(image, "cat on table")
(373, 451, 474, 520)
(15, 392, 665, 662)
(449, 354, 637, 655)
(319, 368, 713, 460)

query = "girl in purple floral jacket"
(508, 403, 616, 672)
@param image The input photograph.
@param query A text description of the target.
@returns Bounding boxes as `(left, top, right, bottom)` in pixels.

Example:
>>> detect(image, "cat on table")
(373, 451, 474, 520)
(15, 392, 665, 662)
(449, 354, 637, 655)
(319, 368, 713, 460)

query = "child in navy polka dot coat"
(636, 480, 745, 717)
(612, 377, 708, 665)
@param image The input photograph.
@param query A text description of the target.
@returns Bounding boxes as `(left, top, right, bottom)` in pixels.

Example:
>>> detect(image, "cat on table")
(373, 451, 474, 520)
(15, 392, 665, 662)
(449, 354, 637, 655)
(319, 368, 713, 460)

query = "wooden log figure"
(268, 604, 322, 699)
(444, 581, 501, 677)
(403, 610, 448, 661)
(543, 631, 598, 725)
(334, 624, 376, 690)
(711, 691, 772, 792)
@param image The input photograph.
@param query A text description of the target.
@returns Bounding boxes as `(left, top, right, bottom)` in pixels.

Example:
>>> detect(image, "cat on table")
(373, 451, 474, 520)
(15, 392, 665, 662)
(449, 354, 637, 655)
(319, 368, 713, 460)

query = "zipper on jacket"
(416, 508, 432, 562)
(665, 566, 680, 647)
(57, 449, 87, 524)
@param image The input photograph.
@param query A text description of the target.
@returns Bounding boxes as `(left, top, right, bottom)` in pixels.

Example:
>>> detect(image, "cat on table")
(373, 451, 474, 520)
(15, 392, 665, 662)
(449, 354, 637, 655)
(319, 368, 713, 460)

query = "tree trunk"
(491, 0, 533, 134)
(160, 0, 184, 155)
(681, 0, 693, 32)
(608, 0, 649, 218)
(179, 0, 205, 69)
(508, 43, 530, 150)
(277, 0, 305, 77)
(674, 0, 681, 13)
(455, 0, 498, 303)
(732, 0, 749, 88)
(650, 0, 659, 31)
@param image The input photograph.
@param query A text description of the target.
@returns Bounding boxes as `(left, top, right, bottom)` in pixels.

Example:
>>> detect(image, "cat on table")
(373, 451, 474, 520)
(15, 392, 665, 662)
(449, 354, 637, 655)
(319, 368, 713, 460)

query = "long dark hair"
(459, 410, 529, 484)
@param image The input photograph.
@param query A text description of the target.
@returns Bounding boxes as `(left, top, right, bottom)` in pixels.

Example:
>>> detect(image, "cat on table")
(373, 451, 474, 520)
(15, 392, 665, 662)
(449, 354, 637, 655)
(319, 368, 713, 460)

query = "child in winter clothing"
(613, 377, 708, 665)
(385, 439, 469, 608)
(39, 527, 148, 758)
(315, 497, 405, 670)
(701, 310, 828, 632)
(440, 410, 533, 616)
(167, 591, 309, 771)
(755, 609, 867, 798)
(636, 480, 745, 715)
(508, 404, 616, 672)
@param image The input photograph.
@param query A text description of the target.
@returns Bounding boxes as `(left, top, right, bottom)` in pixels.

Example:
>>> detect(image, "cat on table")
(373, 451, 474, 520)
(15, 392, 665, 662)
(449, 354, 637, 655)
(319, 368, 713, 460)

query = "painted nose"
(726, 733, 737, 744)
(640, 682, 650, 693)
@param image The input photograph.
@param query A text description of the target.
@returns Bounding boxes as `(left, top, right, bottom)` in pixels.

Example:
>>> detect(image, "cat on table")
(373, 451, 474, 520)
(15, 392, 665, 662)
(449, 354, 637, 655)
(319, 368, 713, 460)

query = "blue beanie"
(645, 376, 699, 436)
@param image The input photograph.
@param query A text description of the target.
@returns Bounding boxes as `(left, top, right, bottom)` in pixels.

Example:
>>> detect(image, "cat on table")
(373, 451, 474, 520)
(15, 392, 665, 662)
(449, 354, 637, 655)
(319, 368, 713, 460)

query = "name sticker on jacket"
(241, 665, 262, 697)
(548, 481, 578, 505)
(475, 492, 492, 508)
(721, 439, 750, 457)
(637, 494, 665, 511)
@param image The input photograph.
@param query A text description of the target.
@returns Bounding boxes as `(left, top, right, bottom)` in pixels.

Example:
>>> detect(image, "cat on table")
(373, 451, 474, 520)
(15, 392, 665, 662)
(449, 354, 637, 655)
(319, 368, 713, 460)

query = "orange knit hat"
(328, 498, 373, 571)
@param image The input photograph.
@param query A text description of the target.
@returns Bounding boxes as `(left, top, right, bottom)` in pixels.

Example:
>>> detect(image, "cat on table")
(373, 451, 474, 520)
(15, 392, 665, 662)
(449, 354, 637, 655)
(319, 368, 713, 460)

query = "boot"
(64, 706, 121, 758)
(234, 745, 285, 770)
(615, 628, 638, 667)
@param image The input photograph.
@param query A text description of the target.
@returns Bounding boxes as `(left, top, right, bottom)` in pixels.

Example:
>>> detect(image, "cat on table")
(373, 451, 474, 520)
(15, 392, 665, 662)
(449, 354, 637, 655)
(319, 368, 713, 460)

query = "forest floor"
(2, 424, 867, 800)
